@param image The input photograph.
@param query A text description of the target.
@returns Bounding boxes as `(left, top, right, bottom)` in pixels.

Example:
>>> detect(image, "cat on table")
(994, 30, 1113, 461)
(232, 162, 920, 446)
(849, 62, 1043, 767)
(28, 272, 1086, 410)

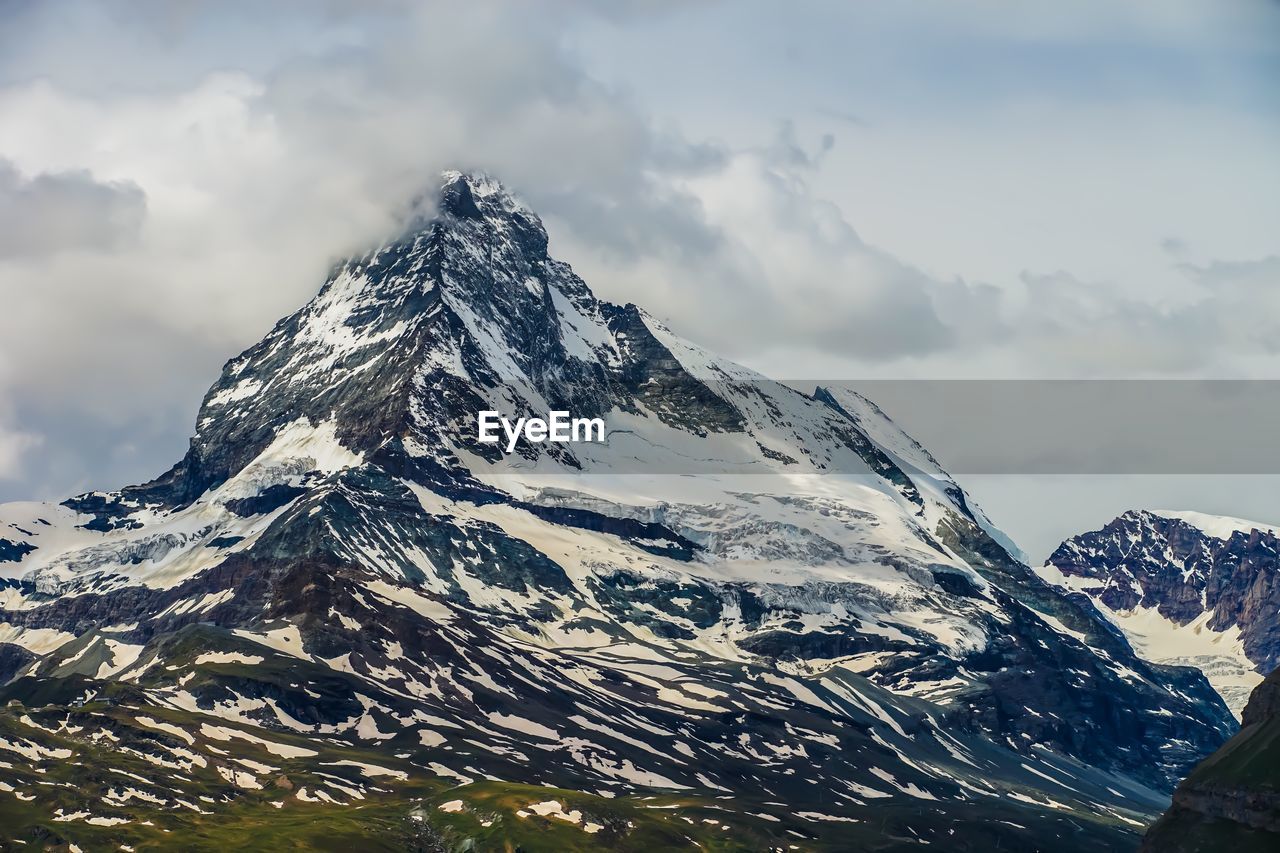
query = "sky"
(0, 0, 1277, 559)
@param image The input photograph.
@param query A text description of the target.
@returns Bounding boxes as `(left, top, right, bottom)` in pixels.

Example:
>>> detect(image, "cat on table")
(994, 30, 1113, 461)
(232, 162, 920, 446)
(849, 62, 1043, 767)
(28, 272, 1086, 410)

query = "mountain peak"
(431, 170, 548, 258)
(127, 172, 606, 506)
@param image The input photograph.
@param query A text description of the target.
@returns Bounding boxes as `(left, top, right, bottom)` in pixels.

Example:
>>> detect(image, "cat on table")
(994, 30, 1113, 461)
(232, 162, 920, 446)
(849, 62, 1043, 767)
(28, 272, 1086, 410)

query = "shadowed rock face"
(0, 173, 1241, 849)
(0, 538, 36, 562)
(1143, 669, 1280, 852)
(1049, 510, 1280, 676)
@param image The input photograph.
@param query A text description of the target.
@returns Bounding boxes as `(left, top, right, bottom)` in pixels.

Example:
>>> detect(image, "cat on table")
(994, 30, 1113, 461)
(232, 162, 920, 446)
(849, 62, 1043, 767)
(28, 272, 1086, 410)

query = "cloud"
(964, 256, 1280, 377)
(0, 424, 41, 480)
(0, 2, 984, 432)
(0, 382, 41, 481)
(0, 160, 145, 258)
(553, 132, 1000, 363)
(0, 0, 1276, 506)
(0, 1, 742, 499)
(1181, 254, 1280, 293)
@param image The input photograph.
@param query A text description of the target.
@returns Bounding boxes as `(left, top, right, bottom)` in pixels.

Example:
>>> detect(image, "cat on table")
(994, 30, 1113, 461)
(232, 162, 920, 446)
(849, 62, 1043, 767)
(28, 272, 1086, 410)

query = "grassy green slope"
(0, 696, 1144, 852)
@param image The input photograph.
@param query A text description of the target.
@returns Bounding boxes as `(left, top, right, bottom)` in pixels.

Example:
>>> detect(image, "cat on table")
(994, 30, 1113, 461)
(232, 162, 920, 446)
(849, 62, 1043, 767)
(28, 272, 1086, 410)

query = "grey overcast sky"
(0, 0, 1278, 559)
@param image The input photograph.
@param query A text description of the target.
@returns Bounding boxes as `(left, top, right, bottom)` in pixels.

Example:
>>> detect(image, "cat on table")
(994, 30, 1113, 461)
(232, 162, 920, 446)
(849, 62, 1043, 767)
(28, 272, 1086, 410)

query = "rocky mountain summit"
(1042, 509, 1280, 715)
(0, 173, 1237, 850)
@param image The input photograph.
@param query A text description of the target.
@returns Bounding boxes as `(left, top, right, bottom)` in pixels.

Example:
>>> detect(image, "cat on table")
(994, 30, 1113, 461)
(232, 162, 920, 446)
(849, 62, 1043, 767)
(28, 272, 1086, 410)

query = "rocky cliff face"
(1142, 668, 1280, 851)
(1043, 509, 1280, 715)
(0, 174, 1237, 850)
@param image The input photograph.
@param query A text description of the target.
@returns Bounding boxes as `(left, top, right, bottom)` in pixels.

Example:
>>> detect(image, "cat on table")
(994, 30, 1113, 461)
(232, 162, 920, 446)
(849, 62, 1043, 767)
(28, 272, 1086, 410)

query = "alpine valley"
(0, 174, 1242, 852)
(1040, 509, 1280, 849)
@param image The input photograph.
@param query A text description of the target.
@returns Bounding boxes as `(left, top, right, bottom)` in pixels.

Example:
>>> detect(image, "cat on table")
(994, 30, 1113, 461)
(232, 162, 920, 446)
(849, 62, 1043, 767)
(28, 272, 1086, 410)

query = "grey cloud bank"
(0, 160, 145, 258)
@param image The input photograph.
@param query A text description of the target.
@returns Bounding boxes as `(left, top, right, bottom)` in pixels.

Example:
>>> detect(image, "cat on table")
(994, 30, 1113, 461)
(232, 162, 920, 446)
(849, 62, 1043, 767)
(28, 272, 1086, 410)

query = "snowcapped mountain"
(0, 173, 1236, 850)
(1041, 509, 1280, 717)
